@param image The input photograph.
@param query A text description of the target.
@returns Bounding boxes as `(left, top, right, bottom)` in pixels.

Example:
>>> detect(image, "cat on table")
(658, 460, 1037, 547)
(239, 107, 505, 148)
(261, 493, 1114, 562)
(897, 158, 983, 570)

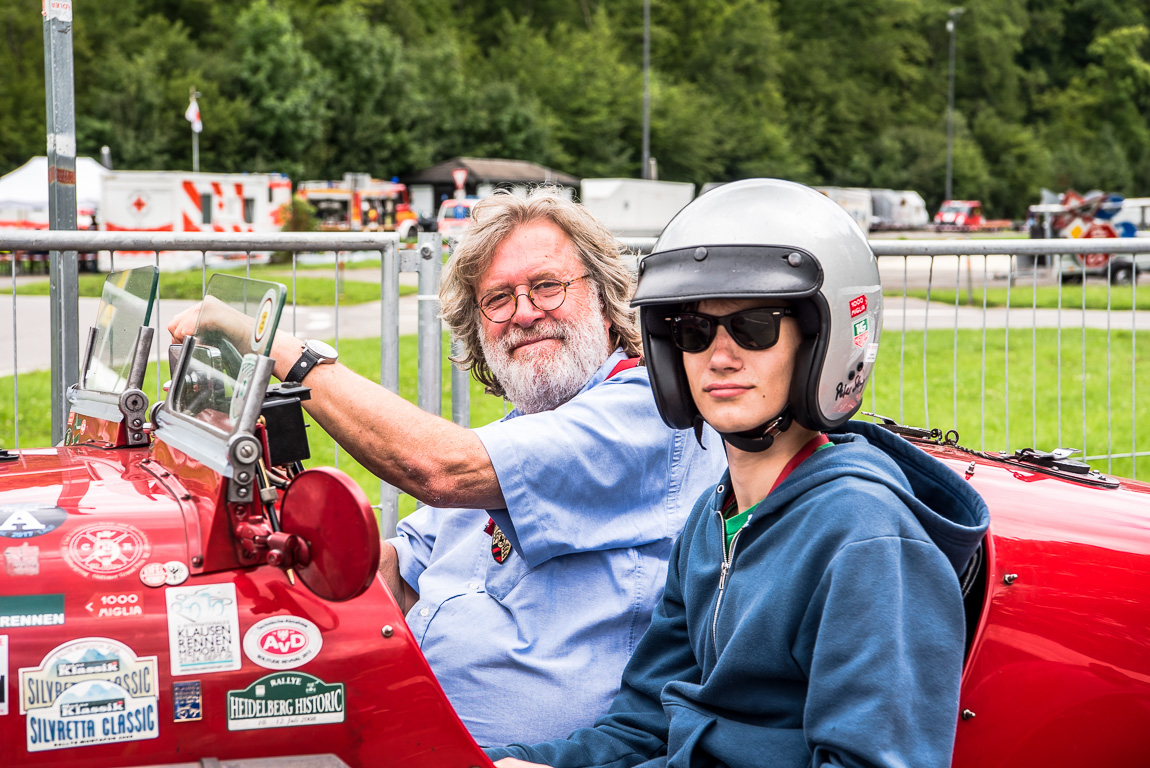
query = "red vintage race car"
(0, 271, 1147, 767)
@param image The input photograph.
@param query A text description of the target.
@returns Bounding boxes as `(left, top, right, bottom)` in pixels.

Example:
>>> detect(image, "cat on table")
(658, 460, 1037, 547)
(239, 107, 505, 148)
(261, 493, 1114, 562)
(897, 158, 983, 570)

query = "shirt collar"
(503, 347, 628, 421)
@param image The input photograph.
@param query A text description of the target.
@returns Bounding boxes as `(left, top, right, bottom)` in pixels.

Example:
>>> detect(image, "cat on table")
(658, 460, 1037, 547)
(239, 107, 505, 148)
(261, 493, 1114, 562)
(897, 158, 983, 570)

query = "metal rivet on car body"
(381, 625, 394, 638)
(1003, 573, 1018, 585)
(961, 709, 976, 720)
(191, 556, 203, 567)
(787, 252, 803, 267)
(693, 247, 707, 261)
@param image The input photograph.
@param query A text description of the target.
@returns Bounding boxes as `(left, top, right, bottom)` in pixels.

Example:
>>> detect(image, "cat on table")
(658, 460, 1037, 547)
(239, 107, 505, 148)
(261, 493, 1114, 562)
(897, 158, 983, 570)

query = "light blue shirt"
(390, 349, 726, 748)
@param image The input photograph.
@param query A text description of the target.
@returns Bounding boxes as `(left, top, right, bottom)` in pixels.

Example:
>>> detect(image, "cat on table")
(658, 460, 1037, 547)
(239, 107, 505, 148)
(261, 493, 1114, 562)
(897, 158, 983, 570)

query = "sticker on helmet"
(849, 295, 868, 318)
(62, 523, 151, 581)
(864, 343, 879, 363)
(852, 318, 869, 348)
(242, 615, 324, 670)
(19, 637, 159, 751)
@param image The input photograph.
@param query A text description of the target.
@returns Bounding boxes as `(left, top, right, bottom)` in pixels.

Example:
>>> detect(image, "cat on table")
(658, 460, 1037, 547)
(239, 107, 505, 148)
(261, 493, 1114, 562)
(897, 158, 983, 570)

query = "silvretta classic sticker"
(0, 594, 64, 629)
(173, 680, 202, 723)
(166, 583, 242, 677)
(226, 672, 345, 731)
(62, 523, 150, 581)
(19, 637, 159, 752)
(1, 634, 9, 716)
(5, 542, 40, 576)
(243, 616, 324, 671)
(0, 504, 67, 539)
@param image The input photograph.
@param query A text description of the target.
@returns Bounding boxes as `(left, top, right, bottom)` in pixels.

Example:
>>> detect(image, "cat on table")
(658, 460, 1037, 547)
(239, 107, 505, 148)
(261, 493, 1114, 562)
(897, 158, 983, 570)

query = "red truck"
(933, 200, 1013, 231)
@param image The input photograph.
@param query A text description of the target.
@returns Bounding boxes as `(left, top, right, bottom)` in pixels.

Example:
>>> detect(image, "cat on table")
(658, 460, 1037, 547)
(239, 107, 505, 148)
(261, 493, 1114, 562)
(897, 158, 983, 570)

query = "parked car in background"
(436, 197, 479, 237)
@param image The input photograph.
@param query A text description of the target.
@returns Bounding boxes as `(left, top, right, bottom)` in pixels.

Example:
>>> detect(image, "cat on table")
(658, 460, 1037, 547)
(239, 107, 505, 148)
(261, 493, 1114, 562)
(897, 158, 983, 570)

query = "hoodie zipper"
(712, 510, 745, 650)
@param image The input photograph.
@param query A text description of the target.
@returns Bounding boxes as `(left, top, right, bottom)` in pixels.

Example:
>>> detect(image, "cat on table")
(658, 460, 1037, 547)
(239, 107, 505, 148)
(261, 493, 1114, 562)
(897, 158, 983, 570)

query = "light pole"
(945, 7, 964, 201)
(641, 0, 651, 179)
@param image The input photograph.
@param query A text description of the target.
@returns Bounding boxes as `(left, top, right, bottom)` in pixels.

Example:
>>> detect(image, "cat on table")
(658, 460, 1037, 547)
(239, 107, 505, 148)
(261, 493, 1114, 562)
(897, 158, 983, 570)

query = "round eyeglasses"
(478, 275, 588, 323)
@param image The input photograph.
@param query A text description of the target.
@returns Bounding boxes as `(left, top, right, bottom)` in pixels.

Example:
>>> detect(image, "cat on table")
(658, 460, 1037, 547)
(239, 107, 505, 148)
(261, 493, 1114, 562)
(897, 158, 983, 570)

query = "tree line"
(1, 0, 1147, 218)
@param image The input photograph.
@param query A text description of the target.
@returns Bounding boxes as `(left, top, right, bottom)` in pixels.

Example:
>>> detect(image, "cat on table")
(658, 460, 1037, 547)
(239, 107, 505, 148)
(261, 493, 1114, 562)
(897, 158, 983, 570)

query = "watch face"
(305, 339, 338, 360)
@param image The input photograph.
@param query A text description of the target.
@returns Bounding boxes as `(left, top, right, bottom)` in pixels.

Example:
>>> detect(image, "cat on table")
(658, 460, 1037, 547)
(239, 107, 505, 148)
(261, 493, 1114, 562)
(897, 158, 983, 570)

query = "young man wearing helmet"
(488, 179, 990, 768)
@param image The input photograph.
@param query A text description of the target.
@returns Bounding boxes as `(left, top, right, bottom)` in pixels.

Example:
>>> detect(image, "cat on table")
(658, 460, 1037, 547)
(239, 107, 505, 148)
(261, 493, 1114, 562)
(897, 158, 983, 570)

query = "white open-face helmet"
(633, 179, 882, 448)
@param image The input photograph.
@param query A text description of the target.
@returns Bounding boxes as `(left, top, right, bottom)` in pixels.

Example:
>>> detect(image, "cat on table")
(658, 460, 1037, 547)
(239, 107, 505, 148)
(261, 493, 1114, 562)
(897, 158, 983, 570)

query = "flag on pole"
(185, 95, 202, 134)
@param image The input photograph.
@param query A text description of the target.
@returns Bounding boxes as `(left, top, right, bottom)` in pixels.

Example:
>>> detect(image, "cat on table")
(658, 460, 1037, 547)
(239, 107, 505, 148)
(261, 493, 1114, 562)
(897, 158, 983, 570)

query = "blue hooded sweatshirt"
(487, 420, 990, 768)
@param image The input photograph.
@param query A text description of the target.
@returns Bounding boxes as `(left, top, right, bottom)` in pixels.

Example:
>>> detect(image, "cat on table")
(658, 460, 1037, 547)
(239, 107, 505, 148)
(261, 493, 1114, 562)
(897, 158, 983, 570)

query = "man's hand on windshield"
(168, 296, 255, 352)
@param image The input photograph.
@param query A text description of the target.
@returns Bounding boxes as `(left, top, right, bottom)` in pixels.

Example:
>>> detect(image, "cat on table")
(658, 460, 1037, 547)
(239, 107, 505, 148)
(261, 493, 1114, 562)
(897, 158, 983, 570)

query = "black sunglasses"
(665, 307, 795, 353)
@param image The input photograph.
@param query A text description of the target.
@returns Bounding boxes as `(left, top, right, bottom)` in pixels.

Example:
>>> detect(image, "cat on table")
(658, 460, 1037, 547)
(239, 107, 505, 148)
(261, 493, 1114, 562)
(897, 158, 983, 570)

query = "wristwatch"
(284, 339, 338, 384)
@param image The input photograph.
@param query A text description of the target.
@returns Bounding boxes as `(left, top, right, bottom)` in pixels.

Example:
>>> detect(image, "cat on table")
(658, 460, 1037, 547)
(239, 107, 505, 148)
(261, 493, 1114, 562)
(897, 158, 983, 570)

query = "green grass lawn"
(868, 327, 1148, 479)
(0, 264, 415, 305)
(3, 328, 1146, 520)
(898, 281, 1150, 311)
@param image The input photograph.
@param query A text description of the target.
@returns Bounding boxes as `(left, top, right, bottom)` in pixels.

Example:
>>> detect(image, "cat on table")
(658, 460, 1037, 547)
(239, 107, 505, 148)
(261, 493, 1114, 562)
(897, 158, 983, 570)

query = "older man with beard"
(168, 188, 725, 748)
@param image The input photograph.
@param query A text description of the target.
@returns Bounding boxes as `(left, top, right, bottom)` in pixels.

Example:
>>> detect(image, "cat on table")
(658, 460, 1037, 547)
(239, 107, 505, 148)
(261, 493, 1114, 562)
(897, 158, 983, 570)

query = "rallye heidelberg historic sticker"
(166, 583, 242, 676)
(0, 504, 67, 539)
(0, 594, 64, 629)
(243, 616, 323, 670)
(62, 523, 151, 581)
(226, 672, 345, 731)
(19, 637, 159, 752)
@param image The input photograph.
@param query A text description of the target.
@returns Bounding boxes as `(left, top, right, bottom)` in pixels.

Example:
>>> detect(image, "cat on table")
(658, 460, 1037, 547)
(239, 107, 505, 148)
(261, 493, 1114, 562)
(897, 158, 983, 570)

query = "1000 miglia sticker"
(19, 637, 159, 752)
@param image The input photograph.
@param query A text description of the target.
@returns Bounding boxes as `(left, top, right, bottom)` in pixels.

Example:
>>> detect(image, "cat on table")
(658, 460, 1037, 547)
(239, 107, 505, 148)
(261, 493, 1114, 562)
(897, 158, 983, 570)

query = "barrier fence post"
(44, 1, 80, 444)
(378, 240, 401, 537)
(417, 232, 442, 418)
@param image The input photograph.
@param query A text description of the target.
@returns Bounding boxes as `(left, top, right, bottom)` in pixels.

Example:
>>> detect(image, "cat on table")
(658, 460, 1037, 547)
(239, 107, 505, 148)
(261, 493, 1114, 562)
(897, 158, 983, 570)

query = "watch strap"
(285, 347, 322, 384)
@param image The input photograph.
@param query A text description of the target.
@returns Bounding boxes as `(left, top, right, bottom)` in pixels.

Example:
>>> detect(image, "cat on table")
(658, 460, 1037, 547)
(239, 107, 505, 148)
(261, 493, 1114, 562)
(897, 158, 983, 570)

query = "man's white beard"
(480, 294, 611, 415)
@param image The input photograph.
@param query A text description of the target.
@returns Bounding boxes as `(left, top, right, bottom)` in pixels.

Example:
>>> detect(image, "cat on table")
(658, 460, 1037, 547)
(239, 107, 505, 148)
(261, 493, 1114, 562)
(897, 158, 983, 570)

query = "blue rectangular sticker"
(173, 680, 202, 723)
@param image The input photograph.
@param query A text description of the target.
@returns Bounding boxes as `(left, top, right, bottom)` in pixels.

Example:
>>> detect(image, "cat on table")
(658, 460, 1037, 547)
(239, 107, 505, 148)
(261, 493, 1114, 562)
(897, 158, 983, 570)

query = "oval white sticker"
(242, 615, 323, 670)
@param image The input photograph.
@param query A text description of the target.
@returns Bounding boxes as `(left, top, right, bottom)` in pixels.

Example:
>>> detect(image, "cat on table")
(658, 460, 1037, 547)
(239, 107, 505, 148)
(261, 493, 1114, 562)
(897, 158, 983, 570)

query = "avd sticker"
(243, 616, 323, 670)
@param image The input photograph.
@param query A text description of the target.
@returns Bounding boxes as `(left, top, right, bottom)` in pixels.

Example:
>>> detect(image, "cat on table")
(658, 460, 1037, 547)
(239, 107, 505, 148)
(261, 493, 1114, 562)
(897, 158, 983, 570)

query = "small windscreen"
(82, 266, 160, 394)
(170, 274, 286, 434)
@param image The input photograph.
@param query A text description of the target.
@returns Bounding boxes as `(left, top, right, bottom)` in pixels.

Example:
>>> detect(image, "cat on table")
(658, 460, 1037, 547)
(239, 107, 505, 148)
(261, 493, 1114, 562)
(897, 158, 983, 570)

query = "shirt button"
(419, 607, 429, 617)
(469, 581, 480, 590)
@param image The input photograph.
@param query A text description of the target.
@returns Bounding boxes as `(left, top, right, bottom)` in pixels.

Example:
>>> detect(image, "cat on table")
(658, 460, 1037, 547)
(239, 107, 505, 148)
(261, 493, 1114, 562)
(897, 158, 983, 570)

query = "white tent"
(0, 156, 110, 224)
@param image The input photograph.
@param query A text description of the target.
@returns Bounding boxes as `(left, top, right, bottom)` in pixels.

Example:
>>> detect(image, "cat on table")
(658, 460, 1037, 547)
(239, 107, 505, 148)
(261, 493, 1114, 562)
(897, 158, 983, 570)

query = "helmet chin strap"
(720, 406, 793, 454)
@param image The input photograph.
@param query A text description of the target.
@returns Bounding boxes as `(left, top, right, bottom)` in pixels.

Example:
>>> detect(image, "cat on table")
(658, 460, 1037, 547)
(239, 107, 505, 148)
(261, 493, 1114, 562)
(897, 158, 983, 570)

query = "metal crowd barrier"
(2, 232, 1148, 525)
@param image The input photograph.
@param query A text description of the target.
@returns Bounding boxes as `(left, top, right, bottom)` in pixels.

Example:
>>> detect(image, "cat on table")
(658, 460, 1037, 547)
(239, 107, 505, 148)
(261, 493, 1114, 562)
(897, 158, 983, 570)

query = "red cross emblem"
(132, 196, 146, 212)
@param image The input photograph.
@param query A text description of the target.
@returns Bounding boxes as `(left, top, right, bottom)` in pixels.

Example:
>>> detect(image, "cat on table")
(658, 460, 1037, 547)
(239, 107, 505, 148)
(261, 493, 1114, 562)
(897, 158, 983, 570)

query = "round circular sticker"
(164, 560, 190, 586)
(62, 523, 151, 580)
(0, 503, 67, 539)
(250, 288, 278, 355)
(243, 615, 324, 670)
(139, 562, 168, 587)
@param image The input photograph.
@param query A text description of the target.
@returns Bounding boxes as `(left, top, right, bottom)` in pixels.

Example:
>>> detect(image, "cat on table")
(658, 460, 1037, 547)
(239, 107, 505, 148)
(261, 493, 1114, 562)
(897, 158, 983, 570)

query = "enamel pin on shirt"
(484, 518, 512, 564)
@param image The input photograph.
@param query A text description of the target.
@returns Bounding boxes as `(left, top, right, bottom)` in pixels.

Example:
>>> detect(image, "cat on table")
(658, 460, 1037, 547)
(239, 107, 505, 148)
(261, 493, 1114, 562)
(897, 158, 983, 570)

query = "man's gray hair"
(439, 187, 642, 398)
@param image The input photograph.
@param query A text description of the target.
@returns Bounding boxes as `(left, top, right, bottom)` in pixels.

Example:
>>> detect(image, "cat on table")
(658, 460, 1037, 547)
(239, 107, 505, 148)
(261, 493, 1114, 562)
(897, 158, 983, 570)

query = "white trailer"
(99, 171, 292, 271)
(871, 189, 928, 230)
(579, 178, 695, 238)
(815, 187, 873, 233)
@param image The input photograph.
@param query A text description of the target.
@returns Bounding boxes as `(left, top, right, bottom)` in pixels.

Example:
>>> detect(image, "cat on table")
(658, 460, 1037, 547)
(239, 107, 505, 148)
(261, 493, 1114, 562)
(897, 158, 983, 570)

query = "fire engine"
(297, 173, 419, 240)
(0, 269, 1148, 767)
(98, 171, 293, 272)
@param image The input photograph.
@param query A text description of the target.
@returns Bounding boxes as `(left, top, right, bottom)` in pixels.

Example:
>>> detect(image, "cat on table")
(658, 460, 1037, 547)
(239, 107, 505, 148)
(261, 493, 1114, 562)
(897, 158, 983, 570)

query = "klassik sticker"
(0, 504, 67, 539)
(19, 637, 159, 752)
(166, 583, 242, 676)
(226, 672, 345, 731)
(243, 616, 323, 670)
(62, 523, 150, 581)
